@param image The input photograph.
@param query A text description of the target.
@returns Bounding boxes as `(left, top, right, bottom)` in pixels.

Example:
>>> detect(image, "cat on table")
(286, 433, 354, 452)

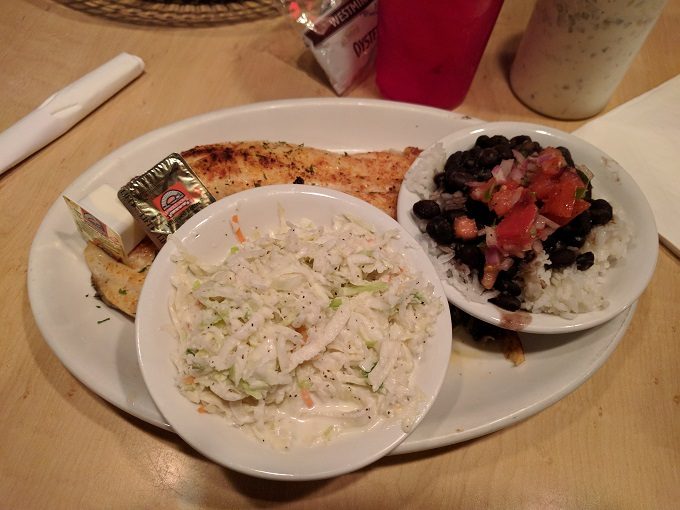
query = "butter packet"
(64, 184, 147, 262)
(118, 153, 215, 248)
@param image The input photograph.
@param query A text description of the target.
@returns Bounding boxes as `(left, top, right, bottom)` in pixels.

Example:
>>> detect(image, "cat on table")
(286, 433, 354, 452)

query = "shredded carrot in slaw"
(294, 325, 308, 343)
(231, 214, 246, 243)
(300, 388, 314, 408)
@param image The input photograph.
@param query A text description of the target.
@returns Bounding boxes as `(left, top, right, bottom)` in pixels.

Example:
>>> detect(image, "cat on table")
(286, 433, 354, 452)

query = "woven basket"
(58, 0, 280, 26)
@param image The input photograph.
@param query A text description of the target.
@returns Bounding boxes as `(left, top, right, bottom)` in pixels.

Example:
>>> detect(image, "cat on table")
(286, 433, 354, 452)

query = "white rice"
(404, 144, 632, 317)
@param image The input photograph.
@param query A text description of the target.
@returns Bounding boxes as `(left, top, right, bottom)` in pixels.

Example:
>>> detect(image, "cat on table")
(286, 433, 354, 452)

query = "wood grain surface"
(1, 1, 678, 508)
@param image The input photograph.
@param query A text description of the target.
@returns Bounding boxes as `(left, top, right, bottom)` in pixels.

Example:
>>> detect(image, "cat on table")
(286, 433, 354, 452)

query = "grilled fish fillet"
(84, 239, 155, 317)
(85, 141, 421, 317)
(183, 141, 422, 219)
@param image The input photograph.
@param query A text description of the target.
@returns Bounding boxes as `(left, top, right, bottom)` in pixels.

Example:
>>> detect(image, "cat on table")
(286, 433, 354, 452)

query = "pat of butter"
(64, 184, 146, 261)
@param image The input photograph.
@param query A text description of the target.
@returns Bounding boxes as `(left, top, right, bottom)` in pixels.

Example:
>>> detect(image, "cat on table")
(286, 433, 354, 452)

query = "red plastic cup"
(376, 1, 504, 110)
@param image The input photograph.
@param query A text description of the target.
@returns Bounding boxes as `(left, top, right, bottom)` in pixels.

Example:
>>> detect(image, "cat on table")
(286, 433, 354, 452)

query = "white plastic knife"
(0, 52, 145, 176)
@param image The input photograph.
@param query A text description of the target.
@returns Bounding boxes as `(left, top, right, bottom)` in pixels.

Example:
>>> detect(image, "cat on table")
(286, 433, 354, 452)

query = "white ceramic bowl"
(397, 121, 658, 334)
(136, 185, 452, 480)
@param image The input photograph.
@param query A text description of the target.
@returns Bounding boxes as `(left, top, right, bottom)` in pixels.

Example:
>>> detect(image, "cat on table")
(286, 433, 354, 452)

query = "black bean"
(475, 135, 492, 148)
(518, 140, 542, 157)
(488, 135, 510, 147)
(463, 152, 478, 169)
(589, 199, 613, 225)
(413, 200, 441, 219)
(556, 146, 575, 167)
(505, 258, 522, 277)
(489, 293, 521, 311)
(455, 243, 484, 272)
(510, 135, 531, 148)
(549, 248, 577, 269)
(445, 151, 465, 172)
(434, 172, 445, 189)
(444, 170, 469, 193)
(494, 276, 522, 296)
(566, 210, 593, 237)
(465, 199, 497, 228)
(542, 234, 562, 254)
(426, 216, 455, 245)
(565, 235, 587, 248)
(576, 252, 595, 271)
(557, 211, 592, 247)
(443, 209, 466, 222)
(496, 143, 514, 161)
(473, 167, 493, 182)
(479, 147, 500, 168)
(523, 250, 537, 263)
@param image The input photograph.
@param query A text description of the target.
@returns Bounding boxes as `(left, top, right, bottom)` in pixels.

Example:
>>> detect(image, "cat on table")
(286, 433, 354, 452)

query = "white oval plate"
(136, 185, 452, 480)
(397, 121, 658, 334)
(27, 99, 637, 457)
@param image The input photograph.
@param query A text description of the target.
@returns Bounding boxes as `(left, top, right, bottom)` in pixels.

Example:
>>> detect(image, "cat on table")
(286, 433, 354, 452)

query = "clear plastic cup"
(375, 0, 504, 110)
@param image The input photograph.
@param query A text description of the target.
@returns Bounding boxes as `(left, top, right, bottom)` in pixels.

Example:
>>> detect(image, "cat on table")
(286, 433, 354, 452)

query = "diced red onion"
(485, 226, 497, 247)
(507, 188, 523, 210)
(485, 246, 502, 266)
(491, 159, 513, 183)
(537, 214, 560, 230)
(499, 257, 515, 271)
(512, 149, 525, 164)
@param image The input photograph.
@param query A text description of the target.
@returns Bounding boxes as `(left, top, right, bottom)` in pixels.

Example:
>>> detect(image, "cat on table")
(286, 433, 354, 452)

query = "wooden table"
(1, 1, 678, 508)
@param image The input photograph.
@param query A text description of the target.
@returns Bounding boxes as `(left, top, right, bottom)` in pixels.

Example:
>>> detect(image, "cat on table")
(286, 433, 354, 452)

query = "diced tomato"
(496, 201, 538, 254)
(454, 215, 479, 240)
(489, 183, 522, 217)
(536, 147, 567, 176)
(481, 263, 500, 290)
(527, 172, 556, 200)
(572, 198, 591, 217)
(540, 170, 586, 222)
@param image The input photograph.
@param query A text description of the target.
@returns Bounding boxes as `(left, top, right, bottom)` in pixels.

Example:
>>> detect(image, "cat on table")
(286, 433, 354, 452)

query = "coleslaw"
(169, 213, 442, 449)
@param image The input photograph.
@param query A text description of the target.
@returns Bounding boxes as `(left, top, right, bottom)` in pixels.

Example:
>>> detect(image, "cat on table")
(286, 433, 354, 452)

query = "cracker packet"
(279, 0, 378, 94)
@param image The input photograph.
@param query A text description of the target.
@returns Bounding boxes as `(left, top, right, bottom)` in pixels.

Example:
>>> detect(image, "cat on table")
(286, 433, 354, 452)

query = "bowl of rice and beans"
(397, 122, 658, 334)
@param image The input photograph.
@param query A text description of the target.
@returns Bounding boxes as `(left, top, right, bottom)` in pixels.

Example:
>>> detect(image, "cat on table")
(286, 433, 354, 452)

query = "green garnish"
(118, 288, 127, 295)
(483, 183, 498, 202)
(342, 281, 388, 296)
(329, 297, 342, 309)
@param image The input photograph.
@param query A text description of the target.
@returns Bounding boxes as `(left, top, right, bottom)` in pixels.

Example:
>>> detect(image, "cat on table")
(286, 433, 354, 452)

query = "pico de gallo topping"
(413, 134, 614, 312)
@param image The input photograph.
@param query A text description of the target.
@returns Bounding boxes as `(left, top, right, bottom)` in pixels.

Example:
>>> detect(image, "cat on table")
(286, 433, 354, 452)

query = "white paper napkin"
(0, 52, 145, 176)
(574, 74, 680, 257)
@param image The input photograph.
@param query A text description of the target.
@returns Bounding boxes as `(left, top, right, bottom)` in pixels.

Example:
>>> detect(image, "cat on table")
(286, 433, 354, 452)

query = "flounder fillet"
(85, 141, 421, 317)
(84, 238, 155, 317)
(183, 141, 422, 219)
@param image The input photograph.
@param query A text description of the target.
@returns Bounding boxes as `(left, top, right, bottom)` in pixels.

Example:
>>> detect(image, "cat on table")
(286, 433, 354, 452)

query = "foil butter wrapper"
(118, 153, 215, 248)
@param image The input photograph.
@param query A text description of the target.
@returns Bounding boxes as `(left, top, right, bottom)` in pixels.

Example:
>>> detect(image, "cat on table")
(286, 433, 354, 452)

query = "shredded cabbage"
(170, 213, 441, 449)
